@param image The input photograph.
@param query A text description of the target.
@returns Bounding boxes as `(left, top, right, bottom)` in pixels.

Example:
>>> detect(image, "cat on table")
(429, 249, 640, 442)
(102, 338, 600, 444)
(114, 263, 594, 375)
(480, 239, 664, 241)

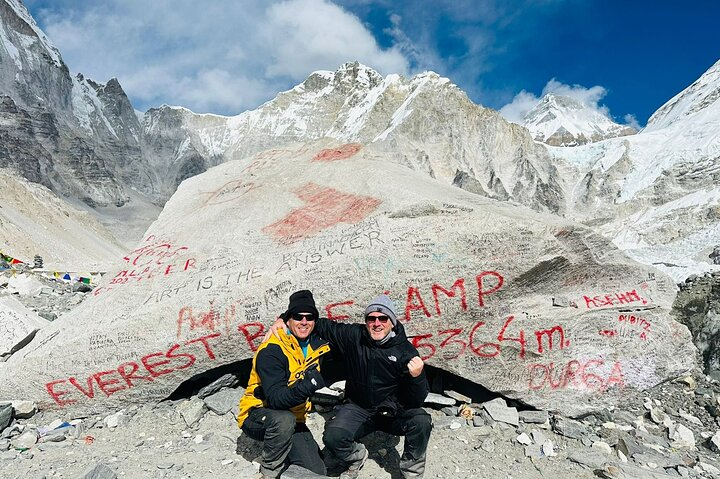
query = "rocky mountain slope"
(519, 93, 636, 146)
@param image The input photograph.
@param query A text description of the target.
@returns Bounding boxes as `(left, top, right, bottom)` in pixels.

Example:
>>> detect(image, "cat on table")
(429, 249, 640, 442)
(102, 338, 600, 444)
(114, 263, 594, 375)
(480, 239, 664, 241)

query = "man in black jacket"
(271, 295, 432, 478)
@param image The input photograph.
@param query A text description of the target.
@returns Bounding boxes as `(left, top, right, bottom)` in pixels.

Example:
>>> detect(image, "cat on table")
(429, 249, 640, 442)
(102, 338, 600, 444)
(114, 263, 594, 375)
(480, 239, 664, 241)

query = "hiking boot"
(339, 444, 369, 479)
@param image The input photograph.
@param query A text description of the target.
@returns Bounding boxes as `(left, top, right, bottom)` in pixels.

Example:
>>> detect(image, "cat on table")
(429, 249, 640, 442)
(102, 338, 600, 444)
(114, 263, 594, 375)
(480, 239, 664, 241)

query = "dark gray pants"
(323, 402, 432, 478)
(242, 408, 326, 478)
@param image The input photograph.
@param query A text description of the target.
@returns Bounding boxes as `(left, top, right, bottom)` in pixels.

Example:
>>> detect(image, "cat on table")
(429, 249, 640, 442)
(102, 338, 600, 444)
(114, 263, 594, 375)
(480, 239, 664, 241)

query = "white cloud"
(623, 113, 641, 130)
(500, 79, 615, 124)
(35, 0, 409, 114)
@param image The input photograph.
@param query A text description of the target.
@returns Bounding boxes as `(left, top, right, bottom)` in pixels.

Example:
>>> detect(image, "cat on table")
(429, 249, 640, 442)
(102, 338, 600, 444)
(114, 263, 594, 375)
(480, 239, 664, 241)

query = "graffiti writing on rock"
(410, 315, 569, 361)
(262, 183, 381, 244)
(312, 143, 362, 162)
(583, 289, 648, 309)
(600, 314, 651, 341)
(99, 237, 196, 295)
(527, 359, 625, 392)
(202, 179, 260, 206)
(45, 333, 222, 407)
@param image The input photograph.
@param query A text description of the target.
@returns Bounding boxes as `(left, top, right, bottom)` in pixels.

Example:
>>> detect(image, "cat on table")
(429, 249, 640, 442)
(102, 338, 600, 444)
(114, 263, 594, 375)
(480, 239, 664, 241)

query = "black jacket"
(314, 317, 429, 412)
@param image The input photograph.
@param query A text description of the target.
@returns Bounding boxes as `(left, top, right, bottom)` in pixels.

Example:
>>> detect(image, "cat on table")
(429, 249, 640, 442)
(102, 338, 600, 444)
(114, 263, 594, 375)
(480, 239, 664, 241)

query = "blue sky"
(26, 0, 720, 126)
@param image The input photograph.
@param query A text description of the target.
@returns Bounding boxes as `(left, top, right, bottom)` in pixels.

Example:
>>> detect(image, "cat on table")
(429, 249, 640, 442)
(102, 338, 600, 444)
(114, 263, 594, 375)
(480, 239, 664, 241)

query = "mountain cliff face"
(520, 93, 636, 146)
(0, 0, 144, 208)
(142, 63, 566, 214)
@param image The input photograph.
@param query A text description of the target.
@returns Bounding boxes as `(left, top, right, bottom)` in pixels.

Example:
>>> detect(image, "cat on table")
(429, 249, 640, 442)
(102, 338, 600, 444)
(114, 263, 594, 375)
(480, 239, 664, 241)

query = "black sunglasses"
(365, 315, 390, 323)
(291, 313, 317, 321)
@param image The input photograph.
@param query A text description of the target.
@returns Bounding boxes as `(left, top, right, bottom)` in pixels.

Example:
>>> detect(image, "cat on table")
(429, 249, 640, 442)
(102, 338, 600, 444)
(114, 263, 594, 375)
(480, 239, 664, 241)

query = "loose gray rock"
(441, 406, 458, 417)
(669, 423, 695, 449)
(10, 400, 36, 419)
(482, 398, 518, 426)
(10, 430, 37, 450)
(567, 447, 611, 469)
(633, 452, 684, 468)
(203, 387, 244, 416)
(80, 463, 118, 479)
(519, 410, 548, 424)
(553, 417, 589, 439)
(178, 397, 207, 426)
(709, 430, 720, 452)
(423, 393, 456, 407)
(0, 404, 12, 431)
(197, 374, 240, 399)
(597, 463, 677, 478)
(443, 390, 471, 404)
(616, 436, 653, 458)
(103, 411, 129, 429)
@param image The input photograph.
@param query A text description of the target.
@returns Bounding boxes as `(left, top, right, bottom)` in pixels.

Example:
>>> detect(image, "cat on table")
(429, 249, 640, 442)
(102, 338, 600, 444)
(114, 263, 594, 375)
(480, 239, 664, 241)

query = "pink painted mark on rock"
(312, 144, 362, 162)
(262, 183, 381, 244)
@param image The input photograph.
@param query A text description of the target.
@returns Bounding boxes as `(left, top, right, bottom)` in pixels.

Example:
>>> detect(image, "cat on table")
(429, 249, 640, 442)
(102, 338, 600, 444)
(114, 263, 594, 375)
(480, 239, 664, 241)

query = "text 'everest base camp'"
(0, 140, 696, 418)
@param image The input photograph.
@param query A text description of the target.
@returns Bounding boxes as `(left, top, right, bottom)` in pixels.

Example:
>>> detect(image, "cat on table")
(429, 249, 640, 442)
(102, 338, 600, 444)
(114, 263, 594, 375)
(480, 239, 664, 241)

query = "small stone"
(567, 448, 609, 469)
(203, 388, 244, 416)
(0, 404, 12, 431)
(443, 390, 472, 404)
(103, 411, 129, 429)
(553, 417, 589, 439)
(531, 429, 547, 445)
(10, 430, 38, 450)
(592, 441, 613, 455)
(679, 413, 702, 426)
(10, 401, 36, 419)
(79, 463, 118, 479)
(669, 423, 695, 449)
(518, 410, 548, 424)
(177, 397, 207, 427)
(650, 408, 666, 425)
(482, 398, 518, 426)
(221, 459, 233, 466)
(193, 434, 204, 444)
(472, 416, 485, 427)
(541, 440, 556, 457)
(157, 463, 174, 469)
(449, 421, 462, 430)
(441, 406, 459, 417)
(709, 430, 720, 452)
(524, 443, 542, 458)
(474, 425, 492, 436)
(197, 374, 240, 399)
(423, 393, 456, 406)
(516, 433, 532, 446)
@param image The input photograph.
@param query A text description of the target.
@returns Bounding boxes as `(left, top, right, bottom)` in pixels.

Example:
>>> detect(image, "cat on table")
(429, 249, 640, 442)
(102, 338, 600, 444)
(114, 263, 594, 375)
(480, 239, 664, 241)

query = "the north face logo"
(388, 355, 397, 362)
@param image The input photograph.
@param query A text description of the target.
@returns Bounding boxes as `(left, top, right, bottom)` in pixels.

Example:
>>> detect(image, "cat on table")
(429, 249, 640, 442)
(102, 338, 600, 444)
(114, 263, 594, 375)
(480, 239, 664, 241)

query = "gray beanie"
(364, 295, 398, 327)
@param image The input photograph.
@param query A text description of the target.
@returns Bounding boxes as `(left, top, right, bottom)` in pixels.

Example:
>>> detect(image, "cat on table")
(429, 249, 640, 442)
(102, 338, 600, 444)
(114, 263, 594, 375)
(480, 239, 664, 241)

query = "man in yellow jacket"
(237, 290, 330, 478)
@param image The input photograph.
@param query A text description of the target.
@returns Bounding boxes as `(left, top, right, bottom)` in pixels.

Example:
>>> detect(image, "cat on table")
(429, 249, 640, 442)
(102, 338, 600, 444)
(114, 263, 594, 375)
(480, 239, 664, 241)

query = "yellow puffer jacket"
(237, 330, 330, 428)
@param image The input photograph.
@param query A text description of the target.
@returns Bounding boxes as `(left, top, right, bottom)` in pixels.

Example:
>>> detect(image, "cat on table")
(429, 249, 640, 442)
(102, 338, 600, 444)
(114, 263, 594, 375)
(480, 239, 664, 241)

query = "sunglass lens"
(366, 315, 389, 323)
(293, 313, 316, 321)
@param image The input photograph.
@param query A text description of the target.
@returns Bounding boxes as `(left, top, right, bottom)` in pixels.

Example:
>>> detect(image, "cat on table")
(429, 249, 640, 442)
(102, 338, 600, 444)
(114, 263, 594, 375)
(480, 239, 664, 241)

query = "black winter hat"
(284, 290, 319, 322)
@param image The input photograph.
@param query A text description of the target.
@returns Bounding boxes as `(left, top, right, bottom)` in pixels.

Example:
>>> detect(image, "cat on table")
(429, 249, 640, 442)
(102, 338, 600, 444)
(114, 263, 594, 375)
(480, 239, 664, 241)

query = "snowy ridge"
(645, 59, 720, 132)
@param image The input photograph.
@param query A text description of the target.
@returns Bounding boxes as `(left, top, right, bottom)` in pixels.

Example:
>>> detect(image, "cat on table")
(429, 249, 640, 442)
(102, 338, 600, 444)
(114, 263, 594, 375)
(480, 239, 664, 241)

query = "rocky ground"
(2, 272, 720, 479)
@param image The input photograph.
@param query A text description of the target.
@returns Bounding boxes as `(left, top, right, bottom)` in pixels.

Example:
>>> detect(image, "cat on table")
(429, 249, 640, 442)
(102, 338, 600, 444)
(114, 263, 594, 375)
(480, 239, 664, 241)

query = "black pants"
(323, 402, 432, 478)
(241, 408, 326, 478)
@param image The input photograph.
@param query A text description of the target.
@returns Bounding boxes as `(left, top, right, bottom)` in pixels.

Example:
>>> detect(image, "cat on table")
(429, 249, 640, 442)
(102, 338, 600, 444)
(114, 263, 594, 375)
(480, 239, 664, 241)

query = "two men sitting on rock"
(255, 290, 432, 478)
(237, 290, 329, 478)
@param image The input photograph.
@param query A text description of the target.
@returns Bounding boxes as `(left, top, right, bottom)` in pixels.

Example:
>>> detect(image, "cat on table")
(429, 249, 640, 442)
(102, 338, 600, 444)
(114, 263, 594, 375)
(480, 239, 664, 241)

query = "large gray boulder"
(0, 295, 48, 357)
(0, 140, 695, 417)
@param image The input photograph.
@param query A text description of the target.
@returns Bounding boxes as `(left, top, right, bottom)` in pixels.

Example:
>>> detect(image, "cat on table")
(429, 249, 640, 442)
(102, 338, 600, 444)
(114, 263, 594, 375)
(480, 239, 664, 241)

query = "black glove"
(375, 396, 400, 418)
(296, 363, 325, 396)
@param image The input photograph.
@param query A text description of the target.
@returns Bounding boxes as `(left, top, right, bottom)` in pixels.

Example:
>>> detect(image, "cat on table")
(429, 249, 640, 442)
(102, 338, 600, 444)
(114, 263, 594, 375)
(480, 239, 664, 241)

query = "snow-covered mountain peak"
(1, 0, 63, 67)
(521, 92, 636, 147)
(644, 59, 720, 132)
